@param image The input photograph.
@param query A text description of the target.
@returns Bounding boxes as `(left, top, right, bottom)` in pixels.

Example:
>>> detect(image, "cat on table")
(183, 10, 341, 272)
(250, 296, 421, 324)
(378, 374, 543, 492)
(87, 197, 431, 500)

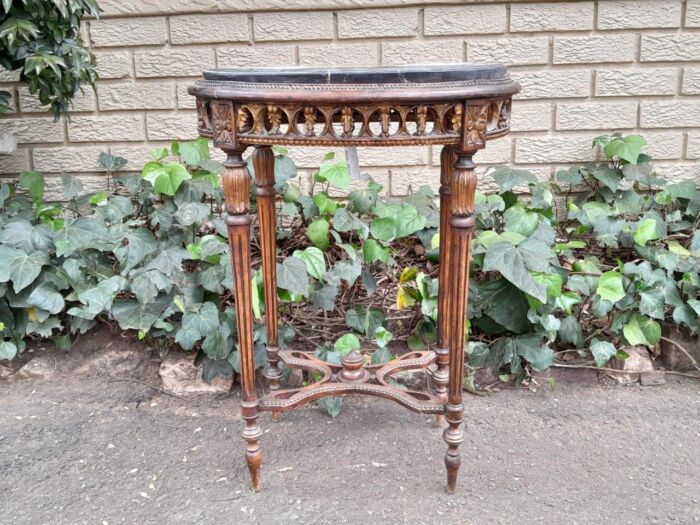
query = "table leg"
(434, 145, 457, 427)
(443, 151, 477, 494)
(253, 146, 281, 422)
(222, 147, 262, 492)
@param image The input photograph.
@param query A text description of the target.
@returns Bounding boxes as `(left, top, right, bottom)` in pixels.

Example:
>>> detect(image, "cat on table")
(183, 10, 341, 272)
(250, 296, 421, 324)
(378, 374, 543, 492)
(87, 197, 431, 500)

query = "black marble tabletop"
(202, 64, 509, 85)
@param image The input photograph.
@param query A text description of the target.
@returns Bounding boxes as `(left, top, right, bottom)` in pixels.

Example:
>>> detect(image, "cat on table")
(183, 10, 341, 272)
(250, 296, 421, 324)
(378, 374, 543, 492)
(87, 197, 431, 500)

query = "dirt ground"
(1, 333, 699, 524)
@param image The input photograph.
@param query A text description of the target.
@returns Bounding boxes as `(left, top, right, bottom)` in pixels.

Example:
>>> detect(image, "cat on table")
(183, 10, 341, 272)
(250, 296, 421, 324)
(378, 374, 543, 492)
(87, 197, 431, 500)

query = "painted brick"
(0, 68, 20, 82)
(170, 14, 248, 44)
(382, 41, 463, 65)
(285, 146, 429, 168)
(90, 18, 167, 47)
(107, 145, 167, 170)
(510, 102, 553, 132)
(2, 89, 16, 113)
(468, 37, 548, 66)
(0, 149, 29, 174)
(516, 136, 596, 163)
(2, 117, 64, 143)
(68, 114, 145, 142)
(216, 46, 296, 67)
(687, 133, 700, 159)
(688, 1, 700, 27)
(177, 83, 197, 109)
(94, 51, 132, 79)
(640, 101, 700, 128)
(682, 68, 700, 95)
(640, 132, 684, 160)
(146, 112, 198, 140)
(641, 35, 700, 62)
(653, 163, 700, 183)
(595, 68, 678, 96)
(19, 86, 95, 113)
(510, 2, 594, 32)
(299, 43, 379, 67)
(43, 174, 116, 201)
(512, 70, 591, 100)
(33, 147, 107, 172)
(389, 168, 440, 196)
(254, 11, 333, 41)
(98, 83, 175, 111)
(598, 1, 681, 30)
(338, 8, 417, 39)
(554, 35, 635, 64)
(424, 5, 507, 35)
(556, 101, 637, 131)
(134, 48, 215, 78)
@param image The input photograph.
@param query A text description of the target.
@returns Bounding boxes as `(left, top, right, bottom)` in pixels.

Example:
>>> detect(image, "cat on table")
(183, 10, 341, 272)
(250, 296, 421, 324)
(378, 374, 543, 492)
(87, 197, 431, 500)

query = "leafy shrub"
(0, 0, 99, 118)
(0, 133, 698, 388)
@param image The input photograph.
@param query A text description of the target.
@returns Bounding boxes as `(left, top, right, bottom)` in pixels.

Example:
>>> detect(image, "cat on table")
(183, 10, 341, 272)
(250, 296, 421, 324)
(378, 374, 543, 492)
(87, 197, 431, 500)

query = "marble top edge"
(201, 63, 511, 85)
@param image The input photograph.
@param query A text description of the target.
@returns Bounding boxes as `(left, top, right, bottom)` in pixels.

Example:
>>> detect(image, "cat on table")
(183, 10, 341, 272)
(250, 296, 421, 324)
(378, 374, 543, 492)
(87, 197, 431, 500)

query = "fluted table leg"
(443, 151, 477, 494)
(252, 146, 282, 422)
(222, 147, 262, 492)
(434, 145, 457, 427)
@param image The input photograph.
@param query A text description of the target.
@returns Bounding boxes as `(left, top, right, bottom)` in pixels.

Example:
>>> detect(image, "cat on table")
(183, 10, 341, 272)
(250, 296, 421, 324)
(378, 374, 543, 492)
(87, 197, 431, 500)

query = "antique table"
(189, 64, 519, 493)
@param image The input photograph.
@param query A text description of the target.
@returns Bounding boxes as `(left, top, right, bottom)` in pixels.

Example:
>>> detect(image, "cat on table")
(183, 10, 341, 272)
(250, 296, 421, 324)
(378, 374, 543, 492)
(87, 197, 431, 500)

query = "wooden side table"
(189, 64, 519, 493)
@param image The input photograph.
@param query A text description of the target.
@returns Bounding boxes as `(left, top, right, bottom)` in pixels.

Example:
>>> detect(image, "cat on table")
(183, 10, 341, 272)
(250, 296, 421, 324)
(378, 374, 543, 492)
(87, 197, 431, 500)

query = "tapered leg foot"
(271, 411, 281, 422)
(443, 403, 465, 493)
(435, 414, 445, 427)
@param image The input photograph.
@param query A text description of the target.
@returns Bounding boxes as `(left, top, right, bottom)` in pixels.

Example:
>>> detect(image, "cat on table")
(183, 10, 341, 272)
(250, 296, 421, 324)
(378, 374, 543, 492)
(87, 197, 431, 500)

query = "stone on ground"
(659, 325, 700, 372)
(159, 353, 232, 395)
(9, 355, 57, 382)
(606, 346, 654, 385)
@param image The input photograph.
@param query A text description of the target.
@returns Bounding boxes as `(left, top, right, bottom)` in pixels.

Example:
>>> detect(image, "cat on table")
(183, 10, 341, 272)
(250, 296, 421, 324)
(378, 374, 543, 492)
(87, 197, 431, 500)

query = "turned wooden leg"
(223, 147, 262, 492)
(253, 146, 281, 422)
(443, 151, 477, 494)
(434, 145, 457, 427)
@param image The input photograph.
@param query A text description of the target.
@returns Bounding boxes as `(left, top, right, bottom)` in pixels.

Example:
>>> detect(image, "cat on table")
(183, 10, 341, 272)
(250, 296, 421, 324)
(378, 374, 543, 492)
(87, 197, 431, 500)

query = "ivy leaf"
(590, 339, 616, 368)
(504, 205, 539, 237)
(482, 242, 547, 303)
(111, 295, 170, 333)
(604, 134, 645, 164)
(202, 329, 229, 360)
(306, 218, 330, 250)
(293, 247, 326, 281)
(142, 162, 192, 196)
(333, 207, 364, 233)
(312, 192, 337, 216)
(372, 345, 392, 364)
(623, 314, 661, 347)
(114, 229, 157, 274)
(19, 170, 44, 204)
(28, 283, 65, 314)
(370, 217, 396, 242)
(591, 167, 622, 192)
(489, 167, 537, 193)
(334, 333, 360, 354)
(558, 316, 584, 348)
(317, 397, 343, 418)
(394, 206, 427, 238)
(334, 256, 362, 285)
(363, 239, 389, 264)
(514, 335, 553, 372)
(633, 218, 659, 246)
(0, 341, 18, 361)
(176, 202, 210, 226)
(596, 271, 625, 303)
(178, 138, 209, 167)
(639, 288, 665, 319)
(310, 281, 339, 311)
(276, 257, 309, 297)
(0, 246, 48, 293)
(61, 174, 83, 199)
(319, 160, 350, 191)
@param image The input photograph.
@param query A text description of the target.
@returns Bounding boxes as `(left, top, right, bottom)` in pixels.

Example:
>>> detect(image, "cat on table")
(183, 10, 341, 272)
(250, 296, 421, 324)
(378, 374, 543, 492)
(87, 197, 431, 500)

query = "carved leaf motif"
(196, 99, 210, 131)
(498, 99, 511, 129)
(341, 107, 354, 136)
(304, 106, 316, 136)
(211, 101, 234, 145)
(416, 105, 428, 135)
(267, 105, 282, 134)
(465, 104, 489, 148)
(451, 104, 463, 133)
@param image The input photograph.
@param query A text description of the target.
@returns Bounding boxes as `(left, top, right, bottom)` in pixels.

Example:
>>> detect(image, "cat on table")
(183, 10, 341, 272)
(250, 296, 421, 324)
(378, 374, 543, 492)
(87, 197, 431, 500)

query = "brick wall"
(1, 0, 699, 197)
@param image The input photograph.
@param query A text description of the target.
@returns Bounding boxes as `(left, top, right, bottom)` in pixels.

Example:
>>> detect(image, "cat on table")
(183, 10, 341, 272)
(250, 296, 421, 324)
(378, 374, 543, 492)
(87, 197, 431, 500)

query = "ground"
(1, 335, 699, 524)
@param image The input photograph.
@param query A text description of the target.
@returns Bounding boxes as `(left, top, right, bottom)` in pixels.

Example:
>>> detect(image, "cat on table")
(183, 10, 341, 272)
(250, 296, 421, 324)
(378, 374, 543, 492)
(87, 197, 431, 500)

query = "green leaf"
(142, 162, 192, 196)
(504, 205, 540, 237)
(596, 271, 625, 304)
(111, 295, 170, 333)
(558, 316, 584, 348)
(306, 218, 330, 250)
(19, 170, 44, 204)
(639, 288, 665, 320)
(0, 341, 17, 361)
(334, 333, 360, 354)
(489, 167, 537, 193)
(114, 229, 157, 274)
(623, 314, 661, 347)
(276, 257, 309, 297)
(394, 206, 427, 238)
(317, 397, 343, 418)
(663, 181, 697, 200)
(312, 192, 337, 216)
(514, 335, 553, 372)
(633, 218, 659, 246)
(603, 134, 645, 164)
(590, 339, 616, 368)
(175, 302, 221, 350)
(362, 239, 389, 264)
(293, 247, 326, 281)
(0, 246, 48, 293)
(28, 283, 64, 314)
(370, 217, 396, 242)
(591, 167, 622, 192)
(372, 345, 392, 364)
(482, 242, 547, 303)
(310, 281, 339, 311)
(319, 161, 350, 191)
(178, 138, 209, 167)
(61, 175, 83, 199)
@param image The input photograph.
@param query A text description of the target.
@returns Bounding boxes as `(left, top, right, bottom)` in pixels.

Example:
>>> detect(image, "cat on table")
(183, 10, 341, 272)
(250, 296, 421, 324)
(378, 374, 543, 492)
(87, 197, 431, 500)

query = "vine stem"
(550, 362, 699, 379)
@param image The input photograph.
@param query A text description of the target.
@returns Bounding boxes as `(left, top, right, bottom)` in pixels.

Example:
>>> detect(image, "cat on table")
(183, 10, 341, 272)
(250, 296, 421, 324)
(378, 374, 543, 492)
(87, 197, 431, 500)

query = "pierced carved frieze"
(196, 98, 511, 147)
